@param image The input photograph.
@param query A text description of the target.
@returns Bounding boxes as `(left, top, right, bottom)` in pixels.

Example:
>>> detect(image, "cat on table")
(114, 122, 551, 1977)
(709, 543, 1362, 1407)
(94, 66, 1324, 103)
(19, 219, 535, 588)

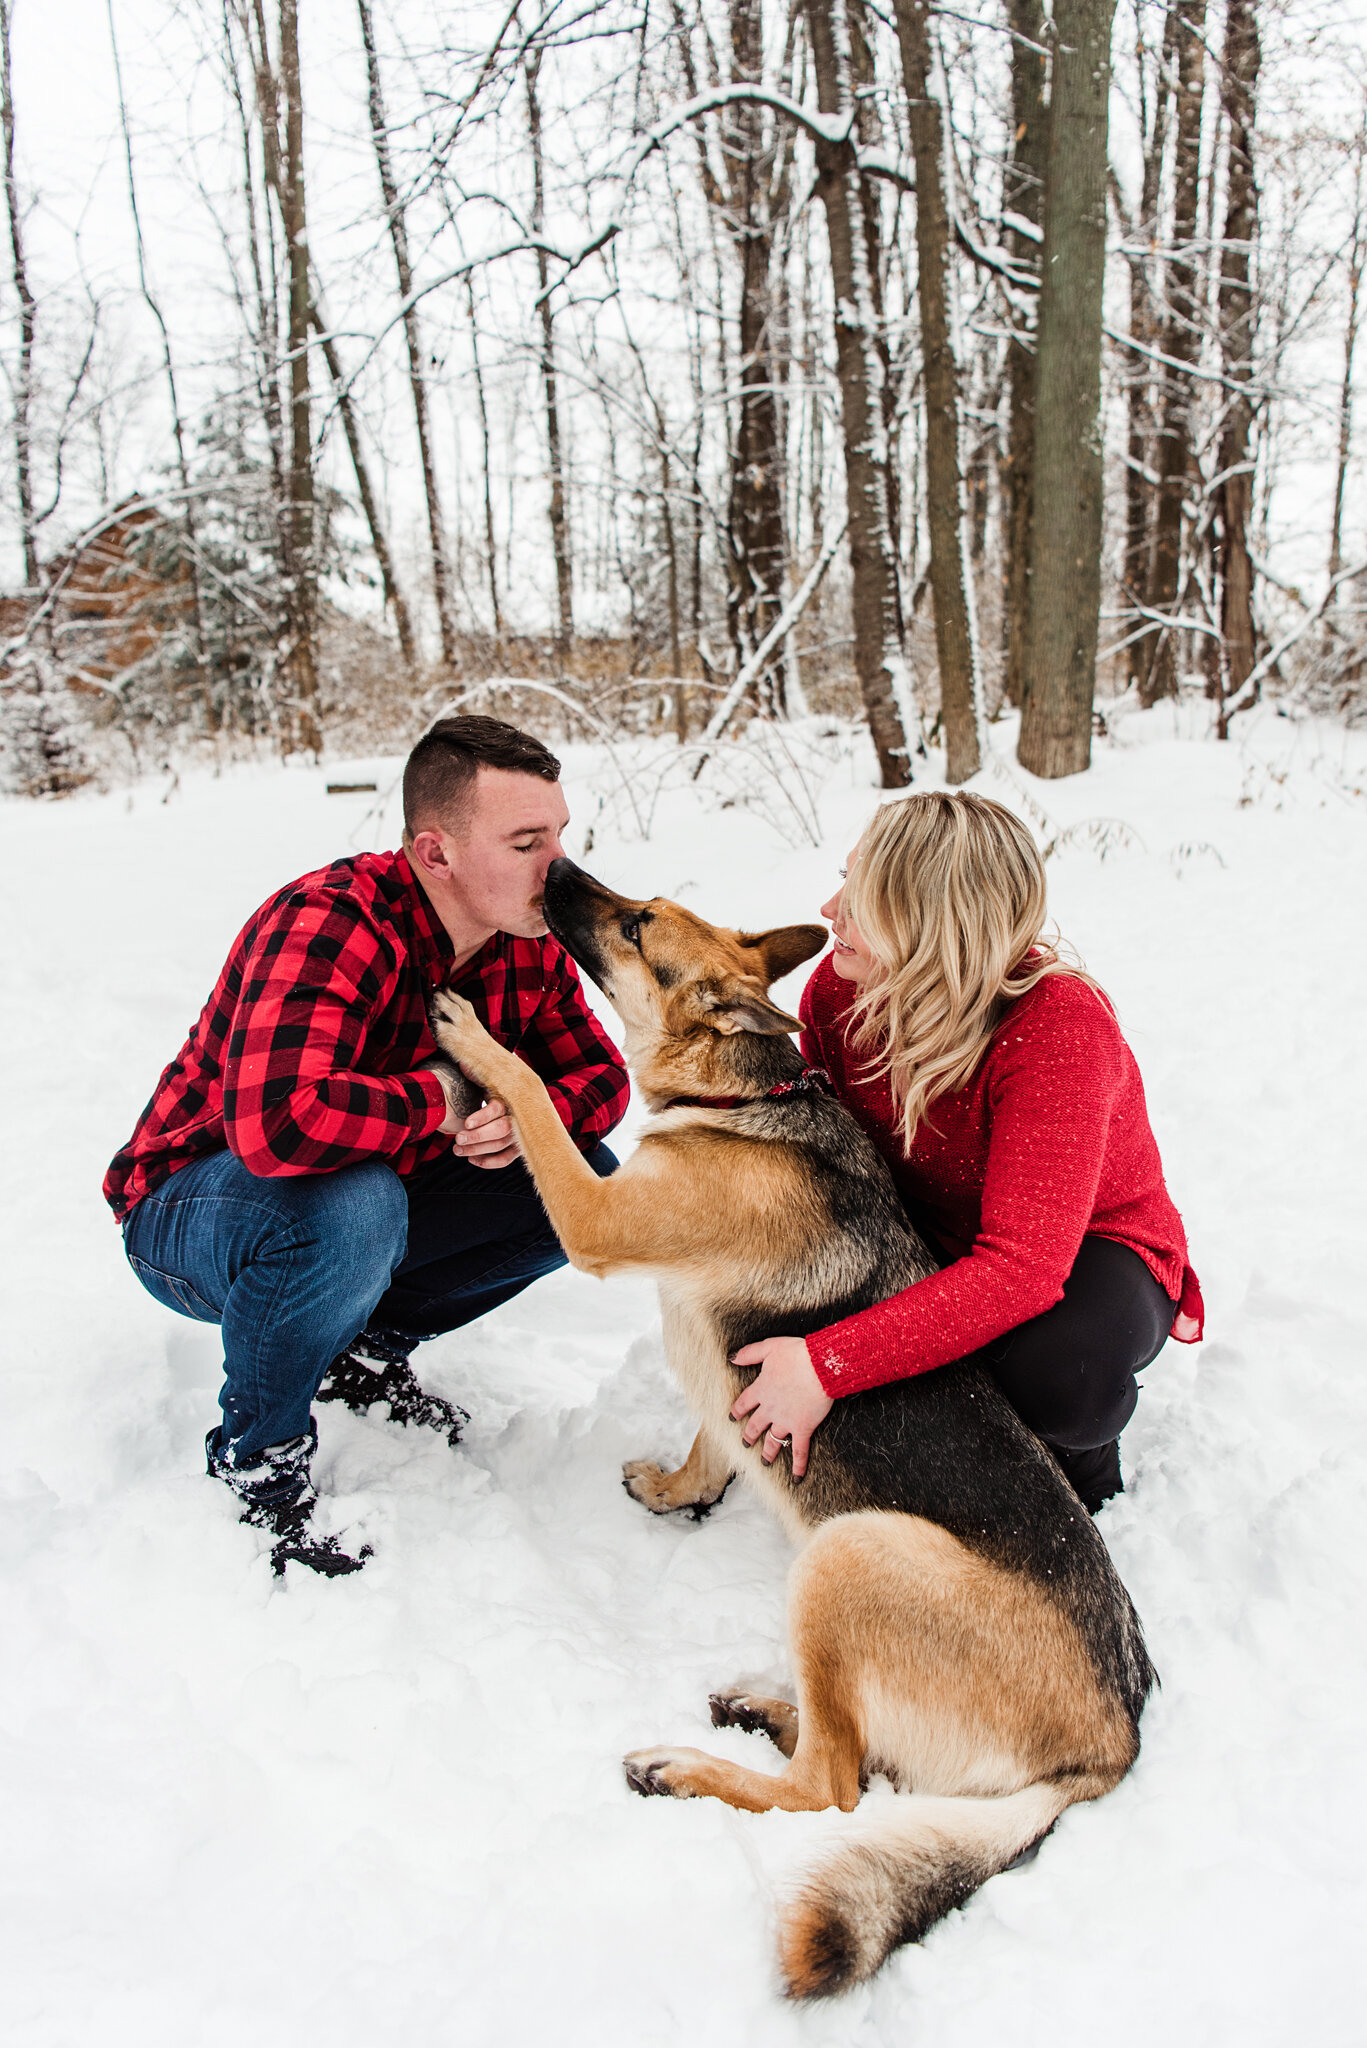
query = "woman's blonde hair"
(842, 790, 1098, 1148)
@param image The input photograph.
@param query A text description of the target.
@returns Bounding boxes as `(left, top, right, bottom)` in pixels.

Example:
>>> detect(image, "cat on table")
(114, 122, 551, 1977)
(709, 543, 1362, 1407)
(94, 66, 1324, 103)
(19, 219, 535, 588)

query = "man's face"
(410, 767, 571, 944)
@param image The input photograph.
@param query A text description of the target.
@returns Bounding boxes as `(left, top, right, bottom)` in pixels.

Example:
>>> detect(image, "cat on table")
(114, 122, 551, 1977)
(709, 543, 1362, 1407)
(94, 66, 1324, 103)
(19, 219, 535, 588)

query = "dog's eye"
(620, 917, 642, 948)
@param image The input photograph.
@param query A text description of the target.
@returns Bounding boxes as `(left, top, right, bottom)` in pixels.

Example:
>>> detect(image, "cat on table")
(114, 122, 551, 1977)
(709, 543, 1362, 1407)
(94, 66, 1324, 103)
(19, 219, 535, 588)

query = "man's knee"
(296, 1160, 408, 1276)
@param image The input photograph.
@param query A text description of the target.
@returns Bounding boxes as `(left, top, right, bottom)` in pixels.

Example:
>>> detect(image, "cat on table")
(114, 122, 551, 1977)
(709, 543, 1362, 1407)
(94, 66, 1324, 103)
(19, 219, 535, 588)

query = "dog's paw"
(622, 1459, 728, 1518)
(622, 1458, 678, 1514)
(709, 1690, 774, 1735)
(429, 989, 494, 1070)
(708, 1689, 799, 1754)
(623, 1747, 701, 1799)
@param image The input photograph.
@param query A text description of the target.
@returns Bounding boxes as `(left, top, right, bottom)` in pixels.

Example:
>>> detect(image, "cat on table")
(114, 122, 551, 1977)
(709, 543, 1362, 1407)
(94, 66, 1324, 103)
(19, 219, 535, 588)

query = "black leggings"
(977, 1234, 1176, 1505)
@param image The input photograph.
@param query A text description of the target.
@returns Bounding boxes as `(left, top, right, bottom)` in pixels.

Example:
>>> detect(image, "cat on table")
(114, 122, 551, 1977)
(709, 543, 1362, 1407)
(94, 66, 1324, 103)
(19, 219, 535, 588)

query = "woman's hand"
(730, 1337, 833, 1479)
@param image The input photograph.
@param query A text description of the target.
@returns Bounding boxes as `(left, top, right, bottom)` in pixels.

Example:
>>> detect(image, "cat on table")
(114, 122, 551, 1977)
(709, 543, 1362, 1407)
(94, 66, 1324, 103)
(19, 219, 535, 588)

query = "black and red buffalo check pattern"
(104, 848, 628, 1221)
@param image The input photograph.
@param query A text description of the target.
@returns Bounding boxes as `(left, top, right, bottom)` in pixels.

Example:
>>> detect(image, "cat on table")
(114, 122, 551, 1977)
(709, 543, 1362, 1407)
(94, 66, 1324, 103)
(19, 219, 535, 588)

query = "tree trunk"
(237, 2, 291, 737)
(310, 301, 417, 672)
(1122, 5, 1176, 690)
(890, 0, 981, 782)
(0, 0, 38, 591)
(1141, 0, 1206, 706)
(278, 0, 321, 753)
(239, 11, 414, 684)
(1017, 0, 1116, 779)
(673, 0, 790, 714)
(107, 0, 214, 716)
(725, 140, 787, 707)
(805, 0, 912, 787)
(465, 276, 502, 639)
(659, 437, 683, 684)
(1329, 128, 1364, 586)
(357, 0, 457, 669)
(525, 48, 574, 662)
(1001, 0, 1046, 710)
(1212, 0, 1260, 736)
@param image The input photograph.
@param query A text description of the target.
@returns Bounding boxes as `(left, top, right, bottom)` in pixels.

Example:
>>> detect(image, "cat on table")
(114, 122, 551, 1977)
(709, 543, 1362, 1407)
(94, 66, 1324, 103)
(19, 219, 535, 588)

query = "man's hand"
(434, 1066, 520, 1169)
(453, 1096, 519, 1170)
(730, 1336, 833, 1479)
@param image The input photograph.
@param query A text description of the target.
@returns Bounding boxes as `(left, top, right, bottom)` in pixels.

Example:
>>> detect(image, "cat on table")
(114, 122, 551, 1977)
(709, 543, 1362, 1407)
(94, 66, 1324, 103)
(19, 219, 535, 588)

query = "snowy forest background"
(4, 6, 1367, 2043)
(1, 0, 1365, 792)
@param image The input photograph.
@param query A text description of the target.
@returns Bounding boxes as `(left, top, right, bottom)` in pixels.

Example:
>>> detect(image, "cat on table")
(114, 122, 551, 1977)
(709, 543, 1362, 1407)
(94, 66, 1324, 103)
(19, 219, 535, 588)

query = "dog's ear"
(737, 923, 828, 987)
(701, 978, 802, 1036)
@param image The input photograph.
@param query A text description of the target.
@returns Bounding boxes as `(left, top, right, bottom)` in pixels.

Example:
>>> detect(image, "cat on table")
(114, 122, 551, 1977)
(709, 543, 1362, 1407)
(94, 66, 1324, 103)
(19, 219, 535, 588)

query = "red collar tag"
(660, 1066, 833, 1115)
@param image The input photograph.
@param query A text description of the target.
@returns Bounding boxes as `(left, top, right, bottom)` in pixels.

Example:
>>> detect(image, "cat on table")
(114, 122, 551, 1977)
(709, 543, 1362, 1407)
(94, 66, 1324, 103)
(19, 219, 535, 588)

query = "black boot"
(316, 1331, 468, 1447)
(1051, 1438, 1124, 1516)
(206, 1426, 372, 1578)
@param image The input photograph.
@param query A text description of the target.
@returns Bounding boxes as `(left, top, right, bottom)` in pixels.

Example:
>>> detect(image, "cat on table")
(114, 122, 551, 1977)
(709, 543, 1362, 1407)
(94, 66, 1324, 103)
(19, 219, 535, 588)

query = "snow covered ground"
(3, 705, 1365, 2047)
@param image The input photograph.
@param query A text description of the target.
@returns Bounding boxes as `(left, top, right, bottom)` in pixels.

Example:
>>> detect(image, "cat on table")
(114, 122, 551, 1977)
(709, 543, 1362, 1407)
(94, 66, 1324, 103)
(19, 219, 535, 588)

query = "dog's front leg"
(430, 990, 635, 1278)
(623, 1428, 734, 1518)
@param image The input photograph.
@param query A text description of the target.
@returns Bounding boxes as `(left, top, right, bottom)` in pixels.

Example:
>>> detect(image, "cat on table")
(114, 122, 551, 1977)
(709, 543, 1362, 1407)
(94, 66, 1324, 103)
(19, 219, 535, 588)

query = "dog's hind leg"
(624, 1694, 861, 1814)
(709, 1689, 799, 1758)
(623, 1428, 733, 1518)
(625, 1540, 864, 1813)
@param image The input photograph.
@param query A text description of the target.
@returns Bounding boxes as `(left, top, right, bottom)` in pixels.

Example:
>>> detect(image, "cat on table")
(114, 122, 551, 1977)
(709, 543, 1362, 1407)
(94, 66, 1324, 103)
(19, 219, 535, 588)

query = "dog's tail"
(779, 1779, 1074, 1999)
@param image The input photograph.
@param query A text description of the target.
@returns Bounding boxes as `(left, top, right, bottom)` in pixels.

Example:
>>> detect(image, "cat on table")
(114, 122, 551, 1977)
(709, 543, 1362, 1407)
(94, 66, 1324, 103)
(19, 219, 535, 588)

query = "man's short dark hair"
(403, 715, 562, 837)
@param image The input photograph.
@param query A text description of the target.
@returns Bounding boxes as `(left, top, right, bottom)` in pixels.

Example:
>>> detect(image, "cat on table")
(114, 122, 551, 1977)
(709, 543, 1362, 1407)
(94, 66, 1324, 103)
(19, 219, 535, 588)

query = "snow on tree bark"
(1001, 0, 1047, 714)
(278, 0, 322, 754)
(1017, 0, 1116, 780)
(358, 0, 458, 672)
(806, 0, 913, 789)
(1211, 0, 1261, 737)
(1141, 0, 1207, 708)
(891, 0, 981, 783)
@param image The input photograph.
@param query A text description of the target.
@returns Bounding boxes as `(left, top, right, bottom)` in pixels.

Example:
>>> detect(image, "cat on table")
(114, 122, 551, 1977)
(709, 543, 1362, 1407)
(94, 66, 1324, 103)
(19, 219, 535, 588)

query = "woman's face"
(821, 851, 878, 983)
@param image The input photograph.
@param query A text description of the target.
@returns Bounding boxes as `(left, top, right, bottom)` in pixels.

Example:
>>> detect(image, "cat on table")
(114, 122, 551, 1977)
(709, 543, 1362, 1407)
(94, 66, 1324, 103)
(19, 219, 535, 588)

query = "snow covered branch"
(702, 516, 849, 744)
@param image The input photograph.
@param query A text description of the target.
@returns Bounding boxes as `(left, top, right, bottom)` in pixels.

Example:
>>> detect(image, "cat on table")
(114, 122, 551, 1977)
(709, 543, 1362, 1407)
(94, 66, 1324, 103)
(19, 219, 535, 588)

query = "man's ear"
(737, 923, 828, 986)
(701, 980, 803, 1036)
(408, 826, 454, 882)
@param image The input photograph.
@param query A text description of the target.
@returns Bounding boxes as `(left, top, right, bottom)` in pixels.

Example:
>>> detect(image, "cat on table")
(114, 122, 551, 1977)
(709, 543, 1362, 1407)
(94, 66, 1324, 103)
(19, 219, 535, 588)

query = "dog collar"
(661, 1066, 834, 1114)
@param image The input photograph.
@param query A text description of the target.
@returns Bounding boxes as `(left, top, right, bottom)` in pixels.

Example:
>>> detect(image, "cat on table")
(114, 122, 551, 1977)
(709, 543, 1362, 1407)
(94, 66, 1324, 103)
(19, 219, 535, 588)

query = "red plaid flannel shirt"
(103, 848, 628, 1221)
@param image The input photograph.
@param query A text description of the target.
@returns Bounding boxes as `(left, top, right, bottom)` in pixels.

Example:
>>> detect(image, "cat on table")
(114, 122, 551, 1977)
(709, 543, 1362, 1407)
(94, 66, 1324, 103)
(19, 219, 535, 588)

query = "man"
(105, 717, 627, 1577)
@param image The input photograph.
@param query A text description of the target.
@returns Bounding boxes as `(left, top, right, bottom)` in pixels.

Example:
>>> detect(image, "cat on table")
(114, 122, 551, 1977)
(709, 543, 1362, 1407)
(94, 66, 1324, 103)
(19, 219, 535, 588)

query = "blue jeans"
(122, 1140, 617, 1464)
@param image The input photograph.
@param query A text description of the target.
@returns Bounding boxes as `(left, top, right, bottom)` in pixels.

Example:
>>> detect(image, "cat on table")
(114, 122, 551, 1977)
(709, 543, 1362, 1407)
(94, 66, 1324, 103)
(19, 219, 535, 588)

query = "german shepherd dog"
(430, 858, 1155, 2000)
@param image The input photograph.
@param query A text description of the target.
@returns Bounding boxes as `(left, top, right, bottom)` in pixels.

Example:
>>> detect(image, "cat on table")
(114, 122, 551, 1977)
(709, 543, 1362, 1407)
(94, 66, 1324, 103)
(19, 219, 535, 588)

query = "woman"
(731, 791, 1203, 1513)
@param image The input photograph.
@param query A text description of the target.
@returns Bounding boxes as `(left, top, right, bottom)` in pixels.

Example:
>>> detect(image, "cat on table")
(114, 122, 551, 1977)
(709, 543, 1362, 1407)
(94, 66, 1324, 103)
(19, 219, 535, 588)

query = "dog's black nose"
(546, 855, 607, 907)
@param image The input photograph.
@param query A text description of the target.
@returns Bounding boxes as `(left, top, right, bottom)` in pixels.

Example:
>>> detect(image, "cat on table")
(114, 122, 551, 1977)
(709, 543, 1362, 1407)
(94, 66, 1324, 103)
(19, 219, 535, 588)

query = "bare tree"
(1210, 0, 1260, 736)
(1, 0, 36, 591)
(666, 0, 793, 711)
(806, 0, 912, 787)
(890, 0, 981, 781)
(1329, 100, 1366, 586)
(106, 0, 212, 712)
(525, 44, 574, 661)
(310, 298, 418, 673)
(357, 0, 457, 668)
(1141, 0, 1207, 707)
(277, 0, 321, 751)
(1116, 3, 1176, 692)
(465, 275, 502, 639)
(720, 0, 793, 710)
(1018, 0, 1116, 779)
(1001, 0, 1047, 711)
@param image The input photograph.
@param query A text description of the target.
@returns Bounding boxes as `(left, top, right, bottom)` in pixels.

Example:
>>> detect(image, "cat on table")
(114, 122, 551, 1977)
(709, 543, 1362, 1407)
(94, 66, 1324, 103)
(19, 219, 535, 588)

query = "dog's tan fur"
(431, 864, 1153, 1998)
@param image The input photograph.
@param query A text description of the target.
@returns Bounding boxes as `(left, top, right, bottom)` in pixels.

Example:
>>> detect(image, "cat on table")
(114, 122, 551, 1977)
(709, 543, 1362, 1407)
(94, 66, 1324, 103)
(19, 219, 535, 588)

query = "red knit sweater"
(799, 954, 1204, 1398)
